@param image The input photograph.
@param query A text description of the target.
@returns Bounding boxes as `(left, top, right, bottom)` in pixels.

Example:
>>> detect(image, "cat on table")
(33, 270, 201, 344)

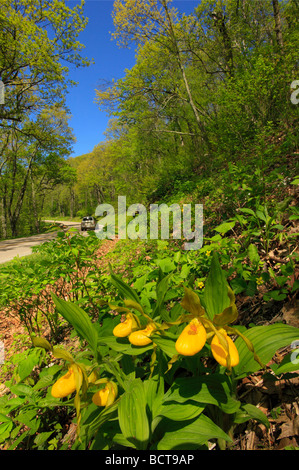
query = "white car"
(81, 216, 96, 231)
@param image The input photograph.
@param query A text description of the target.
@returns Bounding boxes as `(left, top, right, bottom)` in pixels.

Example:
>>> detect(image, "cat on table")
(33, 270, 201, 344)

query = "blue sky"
(65, 0, 199, 158)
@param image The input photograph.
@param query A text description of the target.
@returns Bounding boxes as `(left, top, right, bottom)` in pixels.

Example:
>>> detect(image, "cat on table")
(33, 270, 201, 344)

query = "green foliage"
(1, 246, 298, 450)
(0, 231, 104, 336)
(0, 0, 298, 452)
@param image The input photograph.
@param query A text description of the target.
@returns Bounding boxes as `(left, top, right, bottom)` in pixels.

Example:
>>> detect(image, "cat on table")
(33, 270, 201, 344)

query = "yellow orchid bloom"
(51, 366, 78, 398)
(128, 323, 156, 346)
(211, 330, 239, 368)
(175, 318, 207, 356)
(92, 382, 118, 407)
(113, 315, 133, 337)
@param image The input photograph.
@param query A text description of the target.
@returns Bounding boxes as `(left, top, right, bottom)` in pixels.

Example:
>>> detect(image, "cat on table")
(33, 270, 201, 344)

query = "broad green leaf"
(163, 374, 240, 414)
(272, 350, 299, 375)
(0, 421, 13, 442)
(239, 208, 256, 217)
(155, 258, 176, 273)
(98, 335, 153, 355)
(256, 209, 267, 223)
(16, 410, 40, 434)
(52, 294, 98, 358)
(151, 334, 178, 358)
(157, 413, 232, 450)
(109, 266, 141, 303)
(144, 375, 164, 425)
(248, 243, 260, 265)
(234, 403, 270, 429)
(31, 336, 53, 351)
(158, 401, 205, 421)
(118, 379, 150, 450)
(234, 323, 299, 378)
(204, 252, 230, 319)
(80, 401, 119, 445)
(52, 347, 74, 363)
(9, 384, 34, 397)
(214, 221, 235, 234)
(34, 431, 54, 447)
(0, 413, 12, 423)
(153, 272, 172, 318)
(18, 349, 41, 381)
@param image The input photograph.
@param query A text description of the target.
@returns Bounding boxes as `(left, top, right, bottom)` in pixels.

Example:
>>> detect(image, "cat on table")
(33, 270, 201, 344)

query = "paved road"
(0, 220, 81, 264)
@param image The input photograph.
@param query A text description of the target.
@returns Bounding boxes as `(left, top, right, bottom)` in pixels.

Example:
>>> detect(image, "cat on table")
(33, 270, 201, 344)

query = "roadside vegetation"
(0, 0, 298, 452)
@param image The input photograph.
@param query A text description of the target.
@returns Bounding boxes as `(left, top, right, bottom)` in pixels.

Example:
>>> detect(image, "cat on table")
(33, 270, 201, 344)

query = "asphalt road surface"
(0, 220, 81, 265)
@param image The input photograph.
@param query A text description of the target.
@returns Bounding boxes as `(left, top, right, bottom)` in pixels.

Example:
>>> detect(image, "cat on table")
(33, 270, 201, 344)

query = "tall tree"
(112, 0, 211, 151)
(0, 0, 90, 128)
(0, 106, 75, 237)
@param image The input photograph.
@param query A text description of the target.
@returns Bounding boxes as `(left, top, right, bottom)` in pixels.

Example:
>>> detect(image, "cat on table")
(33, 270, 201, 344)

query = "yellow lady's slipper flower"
(128, 323, 156, 346)
(113, 314, 134, 337)
(51, 366, 77, 398)
(211, 331, 239, 368)
(175, 318, 207, 356)
(92, 383, 117, 407)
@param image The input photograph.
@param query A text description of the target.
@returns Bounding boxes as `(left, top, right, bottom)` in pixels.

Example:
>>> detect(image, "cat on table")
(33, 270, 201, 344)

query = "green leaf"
(18, 349, 41, 381)
(143, 375, 164, 431)
(31, 336, 53, 352)
(234, 323, 299, 378)
(52, 294, 99, 358)
(17, 410, 40, 434)
(155, 258, 176, 273)
(0, 421, 13, 442)
(157, 413, 232, 450)
(248, 243, 260, 265)
(214, 221, 235, 234)
(118, 378, 150, 450)
(153, 272, 172, 318)
(158, 401, 205, 421)
(98, 335, 153, 355)
(239, 208, 256, 217)
(234, 403, 270, 429)
(164, 374, 240, 414)
(34, 431, 55, 448)
(9, 384, 34, 397)
(204, 252, 230, 319)
(52, 347, 74, 363)
(273, 350, 299, 375)
(109, 266, 141, 303)
(151, 334, 178, 358)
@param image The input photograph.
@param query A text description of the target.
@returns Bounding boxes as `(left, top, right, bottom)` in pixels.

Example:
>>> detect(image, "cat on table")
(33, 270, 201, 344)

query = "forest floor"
(0, 236, 298, 450)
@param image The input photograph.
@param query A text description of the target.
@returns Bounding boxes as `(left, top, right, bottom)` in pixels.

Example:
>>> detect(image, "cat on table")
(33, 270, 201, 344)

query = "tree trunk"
(272, 0, 284, 52)
(70, 187, 75, 218)
(211, 10, 234, 77)
(161, 0, 211, 152)
(30, 170, 40, 233)
(0, 198, 7, 239)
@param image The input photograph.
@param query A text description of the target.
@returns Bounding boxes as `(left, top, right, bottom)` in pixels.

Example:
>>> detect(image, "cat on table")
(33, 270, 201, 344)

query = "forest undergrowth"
(0, 148, 298, 451)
